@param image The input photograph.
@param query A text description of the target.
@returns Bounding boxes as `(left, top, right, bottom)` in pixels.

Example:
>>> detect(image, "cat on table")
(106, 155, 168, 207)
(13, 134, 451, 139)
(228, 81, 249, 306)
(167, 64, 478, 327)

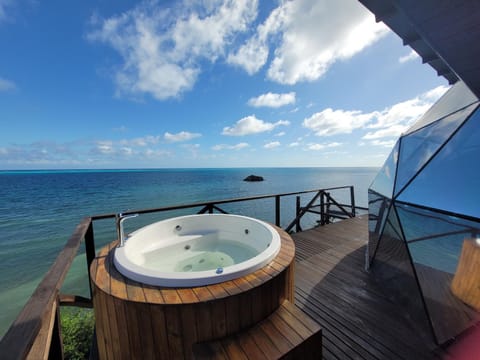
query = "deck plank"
(291, 215, 447, 360)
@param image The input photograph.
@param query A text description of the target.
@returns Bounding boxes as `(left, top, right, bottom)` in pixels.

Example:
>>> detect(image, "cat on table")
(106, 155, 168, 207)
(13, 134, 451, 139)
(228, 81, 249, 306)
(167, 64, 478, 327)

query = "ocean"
(0, 167, 378, 337)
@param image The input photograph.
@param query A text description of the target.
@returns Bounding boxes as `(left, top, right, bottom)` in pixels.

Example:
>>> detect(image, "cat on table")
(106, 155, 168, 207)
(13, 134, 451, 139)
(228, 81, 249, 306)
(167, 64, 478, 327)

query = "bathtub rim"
(113, 214, 282, 287)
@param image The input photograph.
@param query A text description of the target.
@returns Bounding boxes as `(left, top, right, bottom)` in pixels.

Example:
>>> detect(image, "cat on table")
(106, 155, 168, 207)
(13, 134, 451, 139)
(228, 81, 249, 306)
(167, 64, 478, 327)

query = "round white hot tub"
(114, 214, 281, 287)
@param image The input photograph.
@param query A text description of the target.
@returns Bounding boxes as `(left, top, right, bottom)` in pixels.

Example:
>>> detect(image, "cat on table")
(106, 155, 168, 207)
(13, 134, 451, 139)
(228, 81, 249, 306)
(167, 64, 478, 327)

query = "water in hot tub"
(142, 238, 259, 272)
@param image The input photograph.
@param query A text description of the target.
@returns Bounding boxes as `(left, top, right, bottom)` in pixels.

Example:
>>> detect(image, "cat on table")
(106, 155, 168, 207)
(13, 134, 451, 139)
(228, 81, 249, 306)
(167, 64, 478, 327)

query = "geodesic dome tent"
(367, 81, 480, 344)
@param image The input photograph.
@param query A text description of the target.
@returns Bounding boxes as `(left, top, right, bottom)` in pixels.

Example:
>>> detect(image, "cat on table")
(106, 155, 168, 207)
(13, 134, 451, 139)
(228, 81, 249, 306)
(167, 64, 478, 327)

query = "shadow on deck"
(291, 215, 447, 360)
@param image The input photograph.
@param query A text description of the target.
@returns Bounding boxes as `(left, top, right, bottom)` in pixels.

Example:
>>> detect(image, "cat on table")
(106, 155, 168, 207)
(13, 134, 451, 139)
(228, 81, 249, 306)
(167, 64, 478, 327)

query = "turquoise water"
(0, 167, 377, 337)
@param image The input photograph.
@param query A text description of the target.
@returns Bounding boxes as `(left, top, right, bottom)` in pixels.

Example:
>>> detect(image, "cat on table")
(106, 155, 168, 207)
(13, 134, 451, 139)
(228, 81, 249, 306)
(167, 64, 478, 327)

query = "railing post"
(320, 191, 325, 225)
(48, 296, 64, 359)
(85, 220, 95, 299)
(350, 186, 356, 217)
(275, 195, 281, 227)
(208, 204, 213, 214)
(326, 192, 331, 224)
(295, 196, 301, 232)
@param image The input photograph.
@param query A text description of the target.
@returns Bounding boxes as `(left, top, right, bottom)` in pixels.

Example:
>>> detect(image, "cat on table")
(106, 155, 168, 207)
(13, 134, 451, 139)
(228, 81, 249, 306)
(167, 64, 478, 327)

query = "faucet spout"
(116, 213, 139, 247)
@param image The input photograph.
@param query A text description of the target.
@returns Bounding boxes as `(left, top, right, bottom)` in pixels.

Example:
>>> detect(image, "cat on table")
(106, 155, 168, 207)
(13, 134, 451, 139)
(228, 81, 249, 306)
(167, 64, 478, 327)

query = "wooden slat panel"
(451, 239, 480, 310)
(258, 319, 293, 355)
(164, 306, 185, 359)
(192, 300, 322, 360)
(94, 246, 113, 360)
(224, 293, 240, 335)
(235, 332, 265, 359)
(149, 305, 169, 360)
(104, 245, 123, 360)
(160, 289, 183, 304)
(210, 299, 227, 339)
(221, 337, 248, 360)
(135, 301, 156, 359)
(237, 291, 253, 330)
(194, 302, 213, 343)
(248, 327, 283, 359)
(177, 288, 199, 304)
(180, 305, 198, 358)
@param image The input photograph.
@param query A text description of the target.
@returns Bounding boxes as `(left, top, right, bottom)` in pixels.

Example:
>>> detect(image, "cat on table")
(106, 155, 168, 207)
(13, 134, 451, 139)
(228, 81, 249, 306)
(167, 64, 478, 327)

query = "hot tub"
(91, 215, 295, 359)
(114, 214, 281, 287)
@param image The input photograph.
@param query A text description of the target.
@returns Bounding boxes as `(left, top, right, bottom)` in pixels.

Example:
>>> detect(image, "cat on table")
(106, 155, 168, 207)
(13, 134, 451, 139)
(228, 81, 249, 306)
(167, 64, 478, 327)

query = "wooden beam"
(58, 294, 93, 308)
(26, 296, 59, 360)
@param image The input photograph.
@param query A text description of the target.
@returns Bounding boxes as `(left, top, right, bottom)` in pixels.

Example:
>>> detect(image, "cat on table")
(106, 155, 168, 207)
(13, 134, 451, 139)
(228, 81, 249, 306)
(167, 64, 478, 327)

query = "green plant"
(60, 308, 95, 360)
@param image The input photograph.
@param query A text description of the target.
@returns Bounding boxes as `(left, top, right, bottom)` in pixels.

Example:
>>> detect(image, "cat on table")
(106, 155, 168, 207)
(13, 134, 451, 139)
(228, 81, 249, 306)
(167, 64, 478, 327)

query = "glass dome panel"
(367, 191, 391, 265)
(369, 141, 399, 198)
(405, 81, 478, 135)
(398, 203, 480, 343)
(395, 103, 478, 196)
(397, 107, 480, 218)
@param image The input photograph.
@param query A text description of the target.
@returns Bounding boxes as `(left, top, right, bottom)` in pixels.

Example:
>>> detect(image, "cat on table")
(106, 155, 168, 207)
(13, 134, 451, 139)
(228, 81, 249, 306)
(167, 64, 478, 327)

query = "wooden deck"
(291, 215, 446, 360)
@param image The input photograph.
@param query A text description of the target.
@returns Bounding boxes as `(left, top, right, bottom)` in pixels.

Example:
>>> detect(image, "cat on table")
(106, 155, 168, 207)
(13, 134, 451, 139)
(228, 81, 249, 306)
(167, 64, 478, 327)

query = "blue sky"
(0, 0, 447, 169)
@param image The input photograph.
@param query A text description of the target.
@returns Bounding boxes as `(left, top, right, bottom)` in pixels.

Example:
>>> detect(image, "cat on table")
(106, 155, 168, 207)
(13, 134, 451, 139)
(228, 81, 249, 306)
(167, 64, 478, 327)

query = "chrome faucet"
(116, 213, 139, 247)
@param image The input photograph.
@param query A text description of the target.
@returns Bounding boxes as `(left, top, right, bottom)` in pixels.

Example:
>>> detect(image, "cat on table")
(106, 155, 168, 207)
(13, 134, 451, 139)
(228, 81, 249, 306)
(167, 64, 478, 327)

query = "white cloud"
(0, 142, 77, 164)
(268, 0, 388, 84)
(227, 37, 268, 74)
(0, 77, 16, 91)
(288, 142, 300, 147)
(88, 0, 389, 97)
(362, 125, 408, 140)
(247, 92, 296, 108)
(264, 141, 280, 149)
(423, 85, 449, 101)
(370, 139, 396, 147)
(307, 142, 341, 151)
(120, 147, 133, 156)
(303, 108, 375, 136)
(120, 135, 160, 146)
(275, 131, 285, 137)
(93, 135, 172, 157)
(144, 148, 170, 158)
(230, 0, 388, 84)
(222, 115, 289, 136)
(303, 85, 449, 139)
(164, 131, 201, 142)
(88, 0, 258, 100)
(0, 137, 177, 166)
(181, 143, 201, 158)
(226, 2, 283, 73)
(212, 142, 249, 151)
(399, 50, 419, 63)
(95, 141, 115, 154)
(182, 143, 200, 149)
(368, 85, 448, 129)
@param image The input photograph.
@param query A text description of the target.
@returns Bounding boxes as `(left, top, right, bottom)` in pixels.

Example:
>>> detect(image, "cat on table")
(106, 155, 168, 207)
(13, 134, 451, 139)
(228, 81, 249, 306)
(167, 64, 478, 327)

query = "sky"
(0, 0, 448, 169)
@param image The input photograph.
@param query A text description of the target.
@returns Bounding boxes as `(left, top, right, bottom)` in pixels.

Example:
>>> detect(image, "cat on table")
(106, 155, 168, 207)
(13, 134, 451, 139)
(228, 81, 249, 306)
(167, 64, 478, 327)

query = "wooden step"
(192, 300, 322, 359)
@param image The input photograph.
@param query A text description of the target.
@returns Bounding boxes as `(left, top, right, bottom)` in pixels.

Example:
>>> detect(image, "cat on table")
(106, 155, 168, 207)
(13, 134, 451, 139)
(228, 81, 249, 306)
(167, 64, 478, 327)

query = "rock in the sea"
(243, 174, 264, 182)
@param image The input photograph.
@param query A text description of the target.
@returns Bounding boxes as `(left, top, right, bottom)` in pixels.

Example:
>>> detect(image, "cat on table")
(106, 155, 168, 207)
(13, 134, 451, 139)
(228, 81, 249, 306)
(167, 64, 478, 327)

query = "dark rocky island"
(243, 174, 264, 182)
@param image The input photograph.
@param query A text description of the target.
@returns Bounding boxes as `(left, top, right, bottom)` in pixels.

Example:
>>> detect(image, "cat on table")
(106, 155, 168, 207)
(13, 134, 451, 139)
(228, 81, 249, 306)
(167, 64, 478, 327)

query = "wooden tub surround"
(90, 225, 299, 359)
(193, 300, 322, 359)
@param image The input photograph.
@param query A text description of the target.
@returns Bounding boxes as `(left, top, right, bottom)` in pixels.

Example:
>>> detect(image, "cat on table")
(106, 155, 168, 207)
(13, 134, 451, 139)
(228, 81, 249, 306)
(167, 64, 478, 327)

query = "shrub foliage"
(61, 308, 95, 360)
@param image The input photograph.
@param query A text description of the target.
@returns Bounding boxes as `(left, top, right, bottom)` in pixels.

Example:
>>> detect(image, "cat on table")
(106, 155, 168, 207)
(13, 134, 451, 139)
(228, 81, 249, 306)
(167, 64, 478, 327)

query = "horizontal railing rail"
(0, 185, 364, 359)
